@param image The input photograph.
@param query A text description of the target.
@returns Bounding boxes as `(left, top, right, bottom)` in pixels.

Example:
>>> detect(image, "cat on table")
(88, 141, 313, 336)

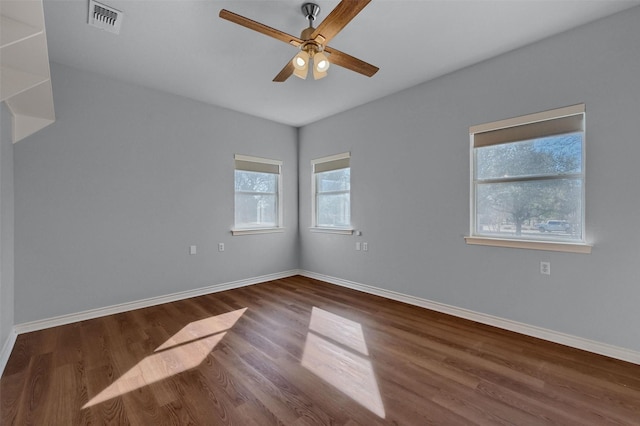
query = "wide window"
(233, 154, 283, 235)
(466, 104, 590, 253)
(311, 153, 351, 233)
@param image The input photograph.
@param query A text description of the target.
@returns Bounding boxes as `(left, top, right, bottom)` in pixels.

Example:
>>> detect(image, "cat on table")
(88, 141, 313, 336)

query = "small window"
(311, 153, 351, 233)
(233, 154, 283, 235)
(467, 104, 590, 252)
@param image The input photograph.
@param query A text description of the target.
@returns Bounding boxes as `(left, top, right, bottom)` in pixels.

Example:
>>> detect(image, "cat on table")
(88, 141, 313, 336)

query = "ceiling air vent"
(88, 0, 123, 34)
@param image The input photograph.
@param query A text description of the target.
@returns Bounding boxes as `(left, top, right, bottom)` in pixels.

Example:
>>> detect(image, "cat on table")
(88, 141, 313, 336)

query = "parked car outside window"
(538, 220, 571, 233)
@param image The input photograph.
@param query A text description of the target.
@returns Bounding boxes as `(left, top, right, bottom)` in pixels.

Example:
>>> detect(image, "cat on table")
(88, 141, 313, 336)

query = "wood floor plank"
(212, 341, 303, 425)
(84, 364, 130, 424)
(0, 368, 27, 424)
(3, 275, 640, 425)
(43, 362, 93, 424)
(16, 352, 54, 425)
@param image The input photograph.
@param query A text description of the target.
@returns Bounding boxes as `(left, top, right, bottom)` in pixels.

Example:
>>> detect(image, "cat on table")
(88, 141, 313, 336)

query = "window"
(233, 154, 283, 235)
(311, 153, 351, 233)
(466, 104, 591, 253)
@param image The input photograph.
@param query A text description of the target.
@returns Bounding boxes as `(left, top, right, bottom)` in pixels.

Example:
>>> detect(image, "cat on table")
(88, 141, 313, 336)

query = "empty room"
(2, 0, 640, 424)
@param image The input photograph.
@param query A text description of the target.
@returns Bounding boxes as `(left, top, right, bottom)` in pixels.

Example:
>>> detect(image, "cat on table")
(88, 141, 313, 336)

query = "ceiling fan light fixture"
(293, 67, 308, 79)
(314, 51, 330, 72)
(293, 50, 310, 70)
(312, 51, 329, 80)
(312, 66, 327, 80)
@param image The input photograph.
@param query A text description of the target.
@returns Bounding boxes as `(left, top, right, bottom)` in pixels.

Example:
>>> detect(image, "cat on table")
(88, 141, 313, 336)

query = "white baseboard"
(15, 270, 300, 335)
(0, 327, 18, 376)
(11, 269, 640, 366)
(300, 270, 640, 365)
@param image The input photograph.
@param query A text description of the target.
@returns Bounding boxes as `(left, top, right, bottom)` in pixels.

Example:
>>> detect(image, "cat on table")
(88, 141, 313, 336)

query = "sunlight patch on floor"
(83, 308, 247, 408)
(302, 307, 386, 418)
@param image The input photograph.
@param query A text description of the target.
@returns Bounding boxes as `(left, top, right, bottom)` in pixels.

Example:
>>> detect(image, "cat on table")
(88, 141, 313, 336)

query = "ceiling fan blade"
(324, 47, 378, 77)
(273, 60, 295, 82)
(219, 9, 303, 47)
(310, 0, 371, 45)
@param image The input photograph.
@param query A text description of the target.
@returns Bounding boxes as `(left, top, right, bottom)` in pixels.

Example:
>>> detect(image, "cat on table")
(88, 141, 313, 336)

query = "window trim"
(466, 104, 591, 253)
(311, 152, 353, 234)
(232, 154, 283, 236)
(464, 236, 591, 253)
(231, 228, 285, 236)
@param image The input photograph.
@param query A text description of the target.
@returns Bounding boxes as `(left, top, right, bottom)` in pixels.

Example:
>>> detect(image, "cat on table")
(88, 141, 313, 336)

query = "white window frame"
(232, 154, 284, 236)
(311, 152, 353, 235)
(465, 104, 591, 253)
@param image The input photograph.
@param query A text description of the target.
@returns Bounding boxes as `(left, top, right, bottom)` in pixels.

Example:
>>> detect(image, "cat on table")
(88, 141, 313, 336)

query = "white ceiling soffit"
(43, 1, 640, 127)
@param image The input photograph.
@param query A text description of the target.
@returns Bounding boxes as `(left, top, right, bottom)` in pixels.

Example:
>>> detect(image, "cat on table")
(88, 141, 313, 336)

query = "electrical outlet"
(218, 243, 225, 252)
(363, 242, 368, 251)
(540, 261, 550, 275)
(189, 245, 197, 255)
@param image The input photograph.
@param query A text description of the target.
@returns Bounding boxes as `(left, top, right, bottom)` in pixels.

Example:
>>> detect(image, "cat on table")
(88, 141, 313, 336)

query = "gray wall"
(0, 103, 15, 347)
(10, 8, 640, 355)
(14, 63, 298, 323)
(299, 8, 640, 352)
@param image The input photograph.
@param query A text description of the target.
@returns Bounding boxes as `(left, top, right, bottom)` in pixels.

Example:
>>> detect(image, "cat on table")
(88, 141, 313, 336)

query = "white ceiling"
(43, 0, 640, 127)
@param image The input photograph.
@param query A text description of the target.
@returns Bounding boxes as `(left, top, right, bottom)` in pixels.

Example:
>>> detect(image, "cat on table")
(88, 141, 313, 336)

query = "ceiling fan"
(219, 1, 379, 82)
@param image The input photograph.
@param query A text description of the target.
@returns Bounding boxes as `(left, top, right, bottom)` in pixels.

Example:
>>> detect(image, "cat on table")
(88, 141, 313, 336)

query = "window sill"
(309, 227, 354, 235)
(464, 236, 592, 254)
(231, 227, 285, 236)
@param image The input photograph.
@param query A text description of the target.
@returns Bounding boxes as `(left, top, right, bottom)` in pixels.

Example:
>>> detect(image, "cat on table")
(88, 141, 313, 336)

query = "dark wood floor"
(2, 275, 640, 425)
